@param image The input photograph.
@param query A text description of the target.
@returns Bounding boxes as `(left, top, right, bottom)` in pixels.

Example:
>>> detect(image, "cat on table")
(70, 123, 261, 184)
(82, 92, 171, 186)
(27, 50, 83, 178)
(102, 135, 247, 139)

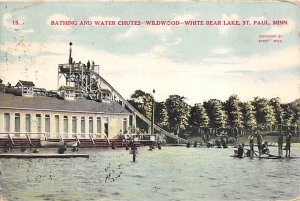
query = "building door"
(102, 117, 109, 138)
(104, 123, 108, 137)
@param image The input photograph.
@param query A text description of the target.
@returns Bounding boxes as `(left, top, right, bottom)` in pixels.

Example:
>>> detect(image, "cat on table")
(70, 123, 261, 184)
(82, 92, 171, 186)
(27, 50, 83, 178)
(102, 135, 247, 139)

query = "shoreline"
(188, 136, 300, 147)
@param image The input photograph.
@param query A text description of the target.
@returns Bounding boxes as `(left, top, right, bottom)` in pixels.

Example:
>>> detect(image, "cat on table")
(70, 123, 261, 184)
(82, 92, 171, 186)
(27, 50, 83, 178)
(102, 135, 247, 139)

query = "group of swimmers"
(235, 131, 292, 158)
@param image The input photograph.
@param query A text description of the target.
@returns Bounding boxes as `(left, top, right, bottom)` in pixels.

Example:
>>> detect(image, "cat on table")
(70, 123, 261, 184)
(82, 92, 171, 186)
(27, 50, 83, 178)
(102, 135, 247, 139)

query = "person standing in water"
(237, 144, 244, 158)
(286, 132, 292, 158)
(248, 134, 255, 158)
(256, 132, 263, 158)
(131, 144, 137, 162)
(278, 129, 283, 157)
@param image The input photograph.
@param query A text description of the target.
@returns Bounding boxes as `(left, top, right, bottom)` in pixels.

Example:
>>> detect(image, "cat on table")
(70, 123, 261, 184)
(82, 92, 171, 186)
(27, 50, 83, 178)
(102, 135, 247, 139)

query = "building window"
(45, 114, 50, 133)
(97, 117, 101, 134)
(72, 116, 77, 133)
(89, 117, 93, 134)
(15, 113, 20, 133)
(81, 117, 85, 138)
(36, 114, 41, 133)
(63, 116, 68, 133)
(4, 113, 10, 133)
(25, 114, 31, 132)
(55, 115, 59, 133)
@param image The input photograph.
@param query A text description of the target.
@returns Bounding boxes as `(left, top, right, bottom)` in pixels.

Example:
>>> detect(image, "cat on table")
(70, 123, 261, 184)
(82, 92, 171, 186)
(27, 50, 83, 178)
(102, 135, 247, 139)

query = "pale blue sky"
(1, 2, 299, 104)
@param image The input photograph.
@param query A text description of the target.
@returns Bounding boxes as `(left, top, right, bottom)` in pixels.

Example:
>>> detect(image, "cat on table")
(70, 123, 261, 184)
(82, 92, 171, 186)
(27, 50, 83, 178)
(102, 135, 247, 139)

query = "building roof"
(0, 92, 130, 115)
(16, 80, 35, 87)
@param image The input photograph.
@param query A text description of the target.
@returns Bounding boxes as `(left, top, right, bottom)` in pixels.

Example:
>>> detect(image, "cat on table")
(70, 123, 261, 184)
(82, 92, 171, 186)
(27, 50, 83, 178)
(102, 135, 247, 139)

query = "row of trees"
(128, 90, 300, 138)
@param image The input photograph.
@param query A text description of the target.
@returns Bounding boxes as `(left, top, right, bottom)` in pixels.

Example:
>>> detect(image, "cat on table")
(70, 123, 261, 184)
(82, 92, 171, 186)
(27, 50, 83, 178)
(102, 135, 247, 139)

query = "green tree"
(128, 90, 153, 131)
(252, 97, 276, 130)
(241, 101, 257, 132)
(165, 95, 190, 135)
(291, 102, 300, 136)
(225, 94, 244, 135)
(270, 97, 284, 128)
(129, 90, 153, 119)
(189, 103, 209, 136)
(154, 101, 169, 129)
(203, 99, 228, 130)
(282, 103, 294, 129)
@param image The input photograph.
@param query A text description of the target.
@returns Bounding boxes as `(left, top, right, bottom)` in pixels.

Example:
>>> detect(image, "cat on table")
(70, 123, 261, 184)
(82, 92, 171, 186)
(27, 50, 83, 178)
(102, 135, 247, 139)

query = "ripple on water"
(171, 187, 184, 192)
(130, 174, 144, 178)
(35, 194, 54, 200)
(1, 147, 300, 201)
(112, 192, 121, 196)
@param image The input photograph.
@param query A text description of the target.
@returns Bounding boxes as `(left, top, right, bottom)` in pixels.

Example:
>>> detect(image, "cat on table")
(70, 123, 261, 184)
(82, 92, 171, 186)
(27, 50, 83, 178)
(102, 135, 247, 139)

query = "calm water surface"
(0, 146, 299, 201)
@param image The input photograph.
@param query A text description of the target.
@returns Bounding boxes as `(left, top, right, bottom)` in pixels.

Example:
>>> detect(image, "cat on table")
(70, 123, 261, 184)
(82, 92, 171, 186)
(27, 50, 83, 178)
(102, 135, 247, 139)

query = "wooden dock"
(0, 153, 89, 159)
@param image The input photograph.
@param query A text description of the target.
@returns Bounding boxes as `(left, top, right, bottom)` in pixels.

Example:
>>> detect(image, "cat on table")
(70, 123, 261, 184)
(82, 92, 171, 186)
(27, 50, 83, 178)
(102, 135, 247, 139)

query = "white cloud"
(165, 37, 182, 46)
(149, 25, 172, 35)
(119, 25, 172, 39)
(173, 13, 198, 21)
(21, 29, 34, 34)
(0, 41, 66, 56)
(47, 14, 74, 32)
(203, 46, 300, 72)
(119, 26, 140, 38)
(1, 42, 298, 104)
(219, 14, 239, 34)
(266, 19, 295, 35)
(211, 48, 232, 55)
(151, 45, 166, 54)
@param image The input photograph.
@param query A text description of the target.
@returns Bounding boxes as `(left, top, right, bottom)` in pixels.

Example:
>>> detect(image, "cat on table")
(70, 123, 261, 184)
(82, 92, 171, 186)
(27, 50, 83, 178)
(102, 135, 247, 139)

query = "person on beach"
(256, 132, 263, 158)
(278, 131, 283, 157)
(286, 132, 292, 158)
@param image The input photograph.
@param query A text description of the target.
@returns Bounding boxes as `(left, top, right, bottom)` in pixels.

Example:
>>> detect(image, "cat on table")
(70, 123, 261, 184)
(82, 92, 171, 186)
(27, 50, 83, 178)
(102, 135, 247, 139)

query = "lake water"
(0, 146, 300, 201)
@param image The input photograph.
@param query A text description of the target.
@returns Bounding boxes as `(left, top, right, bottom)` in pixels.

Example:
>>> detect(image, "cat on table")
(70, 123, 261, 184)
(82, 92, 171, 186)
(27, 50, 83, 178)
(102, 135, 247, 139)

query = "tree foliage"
(291, 100, 300, 128)
(282, 103, 294, 127)
(128, 90, 153, 131)
(225, 94, 244, 129)
(270, 97, 284, 125)
(129, 90, 153, 120)
(203, 99, 227, 129)
(128, 90, 300, 138)
(252, 97, 276, 129)
(154, 101, 169, 129)
(241, 101, 257, 131)
(189, 103, 209, 135)
(165, 95, 190, 134)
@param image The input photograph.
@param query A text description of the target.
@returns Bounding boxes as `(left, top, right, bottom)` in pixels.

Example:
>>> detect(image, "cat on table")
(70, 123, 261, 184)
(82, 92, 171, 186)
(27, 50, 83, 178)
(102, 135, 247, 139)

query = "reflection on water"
(0, 146, 300, 201)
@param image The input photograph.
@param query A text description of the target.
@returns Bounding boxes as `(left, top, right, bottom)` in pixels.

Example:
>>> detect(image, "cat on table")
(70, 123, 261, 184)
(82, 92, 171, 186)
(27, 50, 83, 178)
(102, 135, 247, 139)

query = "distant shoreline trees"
(128, 90, 300, 139)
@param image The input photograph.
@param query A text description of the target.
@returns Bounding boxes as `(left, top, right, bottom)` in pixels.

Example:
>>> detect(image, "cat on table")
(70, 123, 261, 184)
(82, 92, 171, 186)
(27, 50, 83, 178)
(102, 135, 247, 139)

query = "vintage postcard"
(0, 1, 299, 201)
